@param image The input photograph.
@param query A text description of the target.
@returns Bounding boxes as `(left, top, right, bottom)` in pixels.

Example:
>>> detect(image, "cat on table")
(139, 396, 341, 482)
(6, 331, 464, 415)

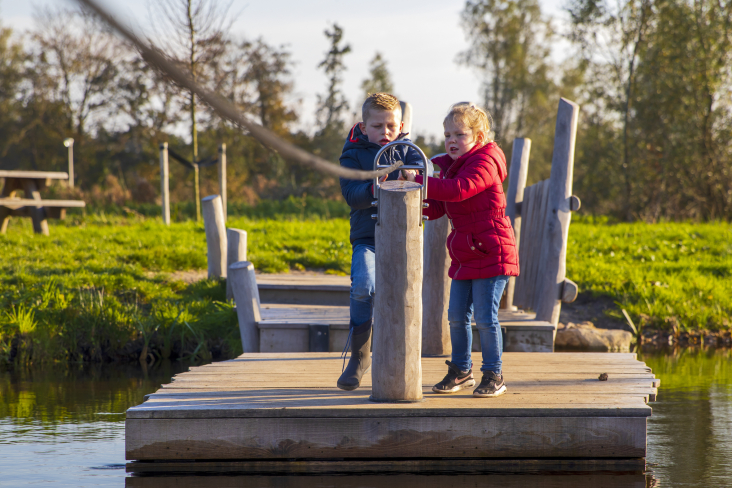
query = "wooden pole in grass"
(218, 143, 227, 221)
(226, 228, 247, 301)
(202, 195, 227, 279)
(421, 214, 451, 356)
(229, 261, 261, 352)
(371, 180, 423, 403)
(535, 98, 580, 325)
(159, 142, 170, 225)
(503, 138, 531, 310)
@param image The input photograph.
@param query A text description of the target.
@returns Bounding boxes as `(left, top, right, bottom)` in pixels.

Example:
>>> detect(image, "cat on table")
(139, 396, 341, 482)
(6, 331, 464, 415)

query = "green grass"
(0, 213, 351, 366)
(0, 210, 729, 366)
(567, 217, 732, 333)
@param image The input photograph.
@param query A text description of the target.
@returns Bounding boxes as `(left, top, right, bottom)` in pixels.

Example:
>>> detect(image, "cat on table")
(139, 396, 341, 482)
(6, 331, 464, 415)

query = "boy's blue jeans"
(448, 275, 509, 374)
(350, 244, 375, 325)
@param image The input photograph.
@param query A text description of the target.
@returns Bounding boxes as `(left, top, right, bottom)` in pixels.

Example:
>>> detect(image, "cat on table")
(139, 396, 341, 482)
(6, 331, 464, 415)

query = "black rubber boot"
(337, 319, 372, 391)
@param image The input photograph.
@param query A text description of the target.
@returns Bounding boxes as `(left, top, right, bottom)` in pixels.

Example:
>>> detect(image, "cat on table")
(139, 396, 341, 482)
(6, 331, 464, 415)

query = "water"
(1, 350, 730, 487)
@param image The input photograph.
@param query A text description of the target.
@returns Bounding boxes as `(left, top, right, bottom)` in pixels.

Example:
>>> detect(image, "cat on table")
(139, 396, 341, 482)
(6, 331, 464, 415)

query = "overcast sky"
(1, 0, 568, 140)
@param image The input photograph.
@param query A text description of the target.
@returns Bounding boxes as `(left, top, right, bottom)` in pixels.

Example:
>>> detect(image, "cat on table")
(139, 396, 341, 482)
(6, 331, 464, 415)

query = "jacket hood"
(433, 142, 506, 181)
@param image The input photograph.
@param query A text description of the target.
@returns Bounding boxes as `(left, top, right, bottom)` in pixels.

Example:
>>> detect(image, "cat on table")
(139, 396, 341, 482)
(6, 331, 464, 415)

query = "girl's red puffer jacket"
(415, 142, 519, 280)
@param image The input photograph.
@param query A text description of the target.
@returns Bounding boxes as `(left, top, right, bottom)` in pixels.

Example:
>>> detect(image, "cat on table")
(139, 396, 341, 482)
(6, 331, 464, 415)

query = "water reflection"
(643, 348, 732, 486)
(0, 350, 730, 487)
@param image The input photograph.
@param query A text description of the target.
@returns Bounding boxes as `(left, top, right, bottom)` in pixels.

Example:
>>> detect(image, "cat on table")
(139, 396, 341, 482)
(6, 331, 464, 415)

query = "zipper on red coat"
(442, 163, 462, 277)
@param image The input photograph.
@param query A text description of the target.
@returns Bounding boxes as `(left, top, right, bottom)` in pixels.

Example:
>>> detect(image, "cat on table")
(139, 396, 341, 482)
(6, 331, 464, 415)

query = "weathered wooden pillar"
(400, 101, 412, 135)
(229, 261, 261, 352)
(218, 143, 227, 222)
(535, 98, 580, 325)
(503, 138, 531, 310)
(159, 142, 170, 225)
(421, 214, 451, 356)
(371, 180, 423, 402)
(226, 228, 247, 301)
(202, 195, 227, 279)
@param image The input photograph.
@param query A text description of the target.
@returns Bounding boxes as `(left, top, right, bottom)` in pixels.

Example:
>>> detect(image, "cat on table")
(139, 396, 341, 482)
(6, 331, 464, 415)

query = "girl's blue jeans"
(448, 275, 509, 374)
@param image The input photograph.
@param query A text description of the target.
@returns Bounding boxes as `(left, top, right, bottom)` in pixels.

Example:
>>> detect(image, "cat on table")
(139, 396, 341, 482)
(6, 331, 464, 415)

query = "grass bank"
(567, 218, 732, 334)
(0, 210, 729, 366)
(0, 211, 351, 366)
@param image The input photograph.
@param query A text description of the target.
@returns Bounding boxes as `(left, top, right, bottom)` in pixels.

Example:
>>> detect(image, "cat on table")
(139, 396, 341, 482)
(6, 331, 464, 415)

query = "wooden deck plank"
(0, 170, 68, 179)
(0, 198, 86, 208)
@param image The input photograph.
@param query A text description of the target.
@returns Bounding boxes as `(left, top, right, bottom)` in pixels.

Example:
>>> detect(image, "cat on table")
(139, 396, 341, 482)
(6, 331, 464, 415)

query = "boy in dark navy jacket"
(337, 93, 424, 391)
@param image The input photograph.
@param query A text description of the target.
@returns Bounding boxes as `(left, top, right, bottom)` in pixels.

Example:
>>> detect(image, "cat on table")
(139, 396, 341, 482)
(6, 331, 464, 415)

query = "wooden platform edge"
(125, 457, 646, 475)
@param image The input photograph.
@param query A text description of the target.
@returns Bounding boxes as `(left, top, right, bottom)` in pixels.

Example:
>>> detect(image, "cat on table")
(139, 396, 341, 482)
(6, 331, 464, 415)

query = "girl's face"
(444, 120, 483, 160)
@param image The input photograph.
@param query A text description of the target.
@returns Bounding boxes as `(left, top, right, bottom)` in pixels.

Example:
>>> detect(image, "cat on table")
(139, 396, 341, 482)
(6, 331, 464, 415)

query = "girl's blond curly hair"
(443, 102, 495, 144)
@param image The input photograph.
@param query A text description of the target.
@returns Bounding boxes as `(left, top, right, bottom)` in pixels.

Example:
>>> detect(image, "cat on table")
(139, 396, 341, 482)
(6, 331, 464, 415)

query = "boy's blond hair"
(444, 102, 495, 144)
(362, 93, 402, 123)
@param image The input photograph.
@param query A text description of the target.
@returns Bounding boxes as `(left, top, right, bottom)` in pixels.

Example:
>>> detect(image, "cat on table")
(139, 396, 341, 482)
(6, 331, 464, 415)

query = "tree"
(154, 0, 233, 221)
(31, 8, 122, 142)
(361, 52, 394, 99)
(459, 0, 556, 144)
(315, 22, 351, 156)
(567, 0, 653, 219)
(240, 39, 298, 135)
(0, 23, 30, 161)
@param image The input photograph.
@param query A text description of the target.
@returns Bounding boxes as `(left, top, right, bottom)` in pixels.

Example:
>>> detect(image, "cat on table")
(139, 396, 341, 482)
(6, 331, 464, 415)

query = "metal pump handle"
(372, 140, 432, 226)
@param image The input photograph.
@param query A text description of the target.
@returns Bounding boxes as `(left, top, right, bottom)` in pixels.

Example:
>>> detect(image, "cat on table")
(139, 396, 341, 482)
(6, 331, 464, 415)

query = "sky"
(0, 0, 569, 140)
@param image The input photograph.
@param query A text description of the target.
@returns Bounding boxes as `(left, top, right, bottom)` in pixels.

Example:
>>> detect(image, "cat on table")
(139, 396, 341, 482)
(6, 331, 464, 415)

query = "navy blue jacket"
(339, 124, 425, 247)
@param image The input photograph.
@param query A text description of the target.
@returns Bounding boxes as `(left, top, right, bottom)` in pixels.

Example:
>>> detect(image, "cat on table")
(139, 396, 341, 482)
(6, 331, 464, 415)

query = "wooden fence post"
(229, 261, 261, 352)
(400, 101, 412, 135)
(159, 142, 170, 225)
(535, 98, 580, 325)
(202, 195, 227, 279)
(421, 214, 451, 356)
(218, 143, 227, 221)
(371, 180, 423, 402)
(226, 228, 247, 301)
(503, 138, 531, 310)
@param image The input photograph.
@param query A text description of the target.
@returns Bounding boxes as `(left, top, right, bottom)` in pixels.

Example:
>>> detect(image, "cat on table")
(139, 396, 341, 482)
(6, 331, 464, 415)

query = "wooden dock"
(126, 352, 657, 472)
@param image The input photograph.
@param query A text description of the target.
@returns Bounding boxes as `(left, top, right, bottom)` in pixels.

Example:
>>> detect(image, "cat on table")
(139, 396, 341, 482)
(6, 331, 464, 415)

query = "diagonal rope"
(75, 0, 403, 181)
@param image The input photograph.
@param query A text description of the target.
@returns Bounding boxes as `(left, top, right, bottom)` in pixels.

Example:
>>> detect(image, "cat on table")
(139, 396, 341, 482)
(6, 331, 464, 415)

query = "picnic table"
(0, 170, 85, 235)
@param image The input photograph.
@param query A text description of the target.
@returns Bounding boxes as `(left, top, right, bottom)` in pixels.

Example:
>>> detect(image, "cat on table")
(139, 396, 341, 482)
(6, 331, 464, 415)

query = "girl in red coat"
(408, 102, 519, 397)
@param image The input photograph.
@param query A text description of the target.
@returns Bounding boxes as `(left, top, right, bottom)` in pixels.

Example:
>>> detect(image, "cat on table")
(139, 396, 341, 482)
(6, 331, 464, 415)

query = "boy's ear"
(359, 121, 366, 133)
(399, 120, 404, 132)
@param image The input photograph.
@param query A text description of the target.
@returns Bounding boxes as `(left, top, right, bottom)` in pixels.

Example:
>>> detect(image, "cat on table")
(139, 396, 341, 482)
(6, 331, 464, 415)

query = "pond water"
(1, 349, 730, 487)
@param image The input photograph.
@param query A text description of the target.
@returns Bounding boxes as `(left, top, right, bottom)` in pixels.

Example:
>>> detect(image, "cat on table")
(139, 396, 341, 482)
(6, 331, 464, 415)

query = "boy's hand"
(398, 170, 417, 182)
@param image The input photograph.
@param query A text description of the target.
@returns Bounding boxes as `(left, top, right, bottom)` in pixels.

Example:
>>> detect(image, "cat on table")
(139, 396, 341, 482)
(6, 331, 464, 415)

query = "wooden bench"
(0, 170, 86, 235)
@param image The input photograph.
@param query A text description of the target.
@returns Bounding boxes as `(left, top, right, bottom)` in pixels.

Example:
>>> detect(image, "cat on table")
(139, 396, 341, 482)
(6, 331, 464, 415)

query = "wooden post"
(503, 138, 531, 310)
(218, 143, 227, 222)
(159, 143, 170, 225)
(229, 261, 261, 353)
(371, 180, 423, 402)
(535, 98, 580, 325)
(226, 228, 247, 301)
(202, 195, 227, 279)
(63, 138, 74, 189)
(421, 214, 451, 356)
(400, 101, 413, 136)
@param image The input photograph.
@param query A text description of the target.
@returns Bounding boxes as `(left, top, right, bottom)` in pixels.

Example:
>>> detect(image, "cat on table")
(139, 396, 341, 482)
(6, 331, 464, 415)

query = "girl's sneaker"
(432, 360, 475, 394)
(473, 371, 507, 398)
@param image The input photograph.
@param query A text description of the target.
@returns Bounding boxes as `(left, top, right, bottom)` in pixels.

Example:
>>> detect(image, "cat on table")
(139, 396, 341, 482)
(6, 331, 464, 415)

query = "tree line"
(462, 0, 732, 221)
(0, 0, 730, 221)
